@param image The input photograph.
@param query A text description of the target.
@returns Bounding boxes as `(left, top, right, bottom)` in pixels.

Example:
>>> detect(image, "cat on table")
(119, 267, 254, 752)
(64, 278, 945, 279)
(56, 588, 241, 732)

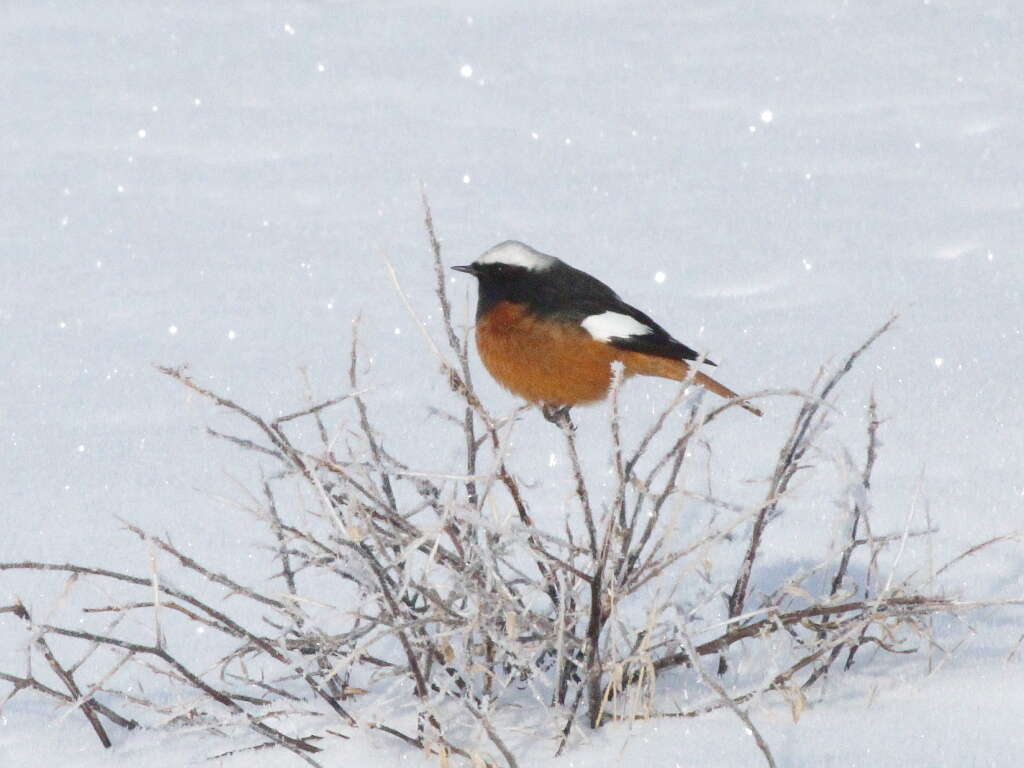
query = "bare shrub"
(2, 206, 1015, 767)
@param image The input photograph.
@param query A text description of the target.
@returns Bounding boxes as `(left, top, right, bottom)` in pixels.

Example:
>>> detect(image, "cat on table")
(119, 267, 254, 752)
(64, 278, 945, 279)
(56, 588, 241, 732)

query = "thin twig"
(678, 622, 777, 768)
(724, 316, 898, 641)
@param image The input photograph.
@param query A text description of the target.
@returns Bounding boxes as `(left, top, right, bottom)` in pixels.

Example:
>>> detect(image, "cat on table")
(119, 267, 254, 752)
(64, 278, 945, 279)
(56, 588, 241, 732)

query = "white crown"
(476, 241, 556, 271)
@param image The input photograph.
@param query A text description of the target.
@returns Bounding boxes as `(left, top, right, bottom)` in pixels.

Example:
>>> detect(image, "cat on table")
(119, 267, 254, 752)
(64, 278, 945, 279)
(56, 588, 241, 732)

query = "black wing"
(537, 262, 715, 366)
(604, 300, 714, 365)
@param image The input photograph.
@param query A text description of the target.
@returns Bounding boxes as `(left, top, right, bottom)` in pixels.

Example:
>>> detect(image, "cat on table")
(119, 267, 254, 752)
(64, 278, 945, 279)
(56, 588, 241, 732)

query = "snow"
(2, 1, 1023, 766)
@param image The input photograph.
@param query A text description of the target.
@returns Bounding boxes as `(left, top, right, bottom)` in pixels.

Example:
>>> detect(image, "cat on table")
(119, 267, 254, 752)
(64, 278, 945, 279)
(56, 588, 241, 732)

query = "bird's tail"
(619, 351, 763, 417)
(692, 370, 763, 417)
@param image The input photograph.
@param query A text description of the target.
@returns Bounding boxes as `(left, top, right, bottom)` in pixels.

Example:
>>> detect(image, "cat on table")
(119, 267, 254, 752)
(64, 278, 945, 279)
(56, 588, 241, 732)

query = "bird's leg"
(541, 404, 574, 429)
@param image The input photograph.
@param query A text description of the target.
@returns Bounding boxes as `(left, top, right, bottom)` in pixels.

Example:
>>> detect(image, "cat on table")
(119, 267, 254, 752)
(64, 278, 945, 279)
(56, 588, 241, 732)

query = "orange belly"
(476, 301, 697, 406)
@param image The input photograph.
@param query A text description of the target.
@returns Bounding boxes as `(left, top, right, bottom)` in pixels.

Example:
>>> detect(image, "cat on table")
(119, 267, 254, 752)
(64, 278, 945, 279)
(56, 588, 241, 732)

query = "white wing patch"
(476, 240, 556, 271)
(581, 311, 653, 342)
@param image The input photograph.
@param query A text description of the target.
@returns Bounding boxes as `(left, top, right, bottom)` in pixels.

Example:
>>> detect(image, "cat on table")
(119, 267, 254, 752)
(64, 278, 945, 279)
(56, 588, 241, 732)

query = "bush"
(1, 207, 1004, 767)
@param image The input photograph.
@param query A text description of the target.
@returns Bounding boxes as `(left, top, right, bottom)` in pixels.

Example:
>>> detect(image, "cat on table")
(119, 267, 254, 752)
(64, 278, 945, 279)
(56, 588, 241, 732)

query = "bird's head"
(452, 241, 561, 316)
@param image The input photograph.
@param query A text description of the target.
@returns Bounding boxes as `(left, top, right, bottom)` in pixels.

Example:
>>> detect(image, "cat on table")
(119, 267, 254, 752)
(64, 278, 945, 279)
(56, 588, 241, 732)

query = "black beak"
(451, 264, 477, 275)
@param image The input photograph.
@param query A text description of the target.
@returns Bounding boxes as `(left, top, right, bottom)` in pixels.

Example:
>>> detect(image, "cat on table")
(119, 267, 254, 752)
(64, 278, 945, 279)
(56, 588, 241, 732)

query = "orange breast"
(475, 301, 690, 406)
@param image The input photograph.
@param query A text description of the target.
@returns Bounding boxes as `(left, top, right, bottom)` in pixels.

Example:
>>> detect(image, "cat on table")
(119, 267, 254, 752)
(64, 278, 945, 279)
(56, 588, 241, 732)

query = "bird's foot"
(541, 404, 574, 428)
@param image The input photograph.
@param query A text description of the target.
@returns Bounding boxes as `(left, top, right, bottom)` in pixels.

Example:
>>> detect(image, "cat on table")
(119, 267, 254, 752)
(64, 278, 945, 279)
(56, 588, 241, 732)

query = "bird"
(452, 241, 762, 418)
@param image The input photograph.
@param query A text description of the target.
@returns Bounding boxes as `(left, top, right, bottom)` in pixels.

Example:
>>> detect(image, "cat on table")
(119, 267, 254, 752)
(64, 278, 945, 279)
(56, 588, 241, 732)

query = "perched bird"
(452, 241, 762, 417)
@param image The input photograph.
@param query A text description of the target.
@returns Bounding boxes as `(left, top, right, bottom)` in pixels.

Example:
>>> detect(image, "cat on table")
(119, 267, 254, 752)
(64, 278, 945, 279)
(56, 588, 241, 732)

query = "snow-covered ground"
(2, 1, 1022, 765)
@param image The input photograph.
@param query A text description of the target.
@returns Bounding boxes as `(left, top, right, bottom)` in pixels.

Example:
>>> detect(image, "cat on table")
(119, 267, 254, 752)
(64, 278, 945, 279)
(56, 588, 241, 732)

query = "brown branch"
(157, 365, 317, 488)
(82, 601, 232, 633)
(349, 316, 400, 517)
(0, 561, 356, 728)
(34, 631, 112, 748)
(423, 192, 480, 508)
(549, 407, 598, 558)
(38, 625, 324, 763)
(205, 427, 282, 459)
(263, 481, 299, 600)
(118, 520, 288, 612)
(678, 622, 776, 768)
(830, 393, 882, 596)
(724, 316, 898, 639)
(0, 671, 138, 731)
(649, 594, 950, 675)
(935, 533, 1022, 577)
(802, 394, 884, 688)
(1, 562, 260, 642)
(272, 391, 359, 427)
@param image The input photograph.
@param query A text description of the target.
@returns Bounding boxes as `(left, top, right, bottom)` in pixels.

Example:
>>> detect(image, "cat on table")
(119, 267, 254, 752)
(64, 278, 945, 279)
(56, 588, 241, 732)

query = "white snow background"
(2, 1, 1023, 766)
